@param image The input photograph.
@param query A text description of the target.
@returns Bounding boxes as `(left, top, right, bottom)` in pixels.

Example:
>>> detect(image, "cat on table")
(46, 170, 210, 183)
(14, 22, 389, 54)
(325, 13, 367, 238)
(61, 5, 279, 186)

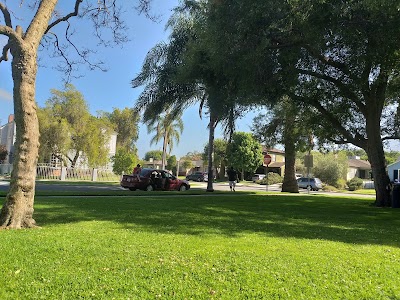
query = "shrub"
(336, 178, 347, 189)
(347, 177, 364, 191)
(259, 172, 283, 185)
(322, 185, 339, 192)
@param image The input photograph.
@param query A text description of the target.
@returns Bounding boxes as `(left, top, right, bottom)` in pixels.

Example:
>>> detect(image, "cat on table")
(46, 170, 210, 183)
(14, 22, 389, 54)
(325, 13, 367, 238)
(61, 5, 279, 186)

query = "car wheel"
(179, 185, 187, 192)
(145, 185, 154, 191)
(128, 187, 136, 191)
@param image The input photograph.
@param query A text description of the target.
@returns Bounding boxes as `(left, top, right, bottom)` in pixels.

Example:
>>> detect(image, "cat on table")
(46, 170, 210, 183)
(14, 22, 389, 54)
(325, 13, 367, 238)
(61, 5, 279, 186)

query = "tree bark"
(162, 130, 168, 170)
(281, 106, 299, 193)
(0, 47, 39, 229)
(206, 113, 216, 192)
(365, 109, 391, 207)
(0, 0, 58, 229)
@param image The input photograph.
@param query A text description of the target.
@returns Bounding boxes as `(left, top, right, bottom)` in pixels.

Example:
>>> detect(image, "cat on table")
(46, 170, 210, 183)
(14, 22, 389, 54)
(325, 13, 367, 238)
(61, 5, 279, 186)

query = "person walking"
(227, 166, 238, 192)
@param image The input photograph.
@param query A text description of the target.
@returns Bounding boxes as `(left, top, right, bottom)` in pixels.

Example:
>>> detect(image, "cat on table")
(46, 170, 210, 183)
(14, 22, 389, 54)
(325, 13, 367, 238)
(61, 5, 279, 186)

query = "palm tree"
(133, 1, 246, 191)
(146, 112, 184, 170)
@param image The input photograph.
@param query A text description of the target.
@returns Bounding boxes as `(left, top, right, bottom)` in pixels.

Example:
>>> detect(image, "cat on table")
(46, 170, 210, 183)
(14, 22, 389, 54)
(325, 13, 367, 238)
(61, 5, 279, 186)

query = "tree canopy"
(226, 132, 263, 177)
(38, 84, 112, 168)
(207, 0, 400, 205)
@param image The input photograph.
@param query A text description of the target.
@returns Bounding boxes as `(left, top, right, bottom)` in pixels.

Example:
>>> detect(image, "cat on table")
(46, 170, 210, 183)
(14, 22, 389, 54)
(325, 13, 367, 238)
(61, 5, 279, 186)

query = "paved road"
(0, 180, 374, 198)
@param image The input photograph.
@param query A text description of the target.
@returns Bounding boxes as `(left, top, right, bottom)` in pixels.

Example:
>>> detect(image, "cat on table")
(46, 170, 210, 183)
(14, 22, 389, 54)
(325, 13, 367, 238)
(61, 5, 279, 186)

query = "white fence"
(1, 163, 119, 182)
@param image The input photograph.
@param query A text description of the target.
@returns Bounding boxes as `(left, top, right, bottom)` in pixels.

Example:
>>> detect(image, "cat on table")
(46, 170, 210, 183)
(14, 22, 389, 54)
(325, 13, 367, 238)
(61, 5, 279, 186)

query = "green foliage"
(38, 84, 111, 167)
(144, 150, 163, 161)
(182, 159, 194, 171)
(2, 194, 400, 299)
(312, 152, 347, 186)
(112, 148, 137, 175)
(166, 155, 177, 173)
(347, 177, 364, 191)
(259, 172, 283, 185)
(0, 145, 8, 163)
(203, 138, 228, 165)
(226, 132, 263, 173)
(385, 151, 400, 166)
(101, 108, 140, 152)
(336, 178, 347, 190)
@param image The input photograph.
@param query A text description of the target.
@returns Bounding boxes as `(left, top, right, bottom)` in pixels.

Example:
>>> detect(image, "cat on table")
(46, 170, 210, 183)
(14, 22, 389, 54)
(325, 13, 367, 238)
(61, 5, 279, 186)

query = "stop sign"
(264, 154, 272, 165)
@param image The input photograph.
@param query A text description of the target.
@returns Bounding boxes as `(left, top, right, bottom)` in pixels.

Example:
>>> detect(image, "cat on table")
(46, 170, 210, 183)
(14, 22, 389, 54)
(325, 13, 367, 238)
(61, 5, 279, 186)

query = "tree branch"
(45, 0, 83, 34)
(296, 68, 367, 114)
(0, 3, 12, 27)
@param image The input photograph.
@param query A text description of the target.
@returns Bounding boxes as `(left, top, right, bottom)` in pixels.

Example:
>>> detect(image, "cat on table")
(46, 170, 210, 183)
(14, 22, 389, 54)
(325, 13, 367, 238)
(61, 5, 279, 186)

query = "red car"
(121, 168, 190, 192)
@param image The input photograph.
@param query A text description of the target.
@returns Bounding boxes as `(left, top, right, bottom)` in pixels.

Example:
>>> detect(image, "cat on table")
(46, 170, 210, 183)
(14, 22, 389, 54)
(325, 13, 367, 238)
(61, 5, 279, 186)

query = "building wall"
(347, 167, 358, 181)
(0, 116, 16, 164)
(388, 161, 400, 182)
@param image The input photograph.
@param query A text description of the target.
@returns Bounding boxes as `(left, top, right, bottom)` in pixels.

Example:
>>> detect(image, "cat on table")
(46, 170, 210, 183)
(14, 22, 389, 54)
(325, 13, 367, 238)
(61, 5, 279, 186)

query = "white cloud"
(0, 88, 12, 101)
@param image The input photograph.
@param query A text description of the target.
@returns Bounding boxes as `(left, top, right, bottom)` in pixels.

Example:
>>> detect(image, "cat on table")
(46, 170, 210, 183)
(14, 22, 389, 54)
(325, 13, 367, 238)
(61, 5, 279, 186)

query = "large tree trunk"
(281, 107, 299, 193)
(0, 0, 58, 229)
(365, 111, 391, 207)
(206, 114, 216, 192)
(0, 48, 40, 229)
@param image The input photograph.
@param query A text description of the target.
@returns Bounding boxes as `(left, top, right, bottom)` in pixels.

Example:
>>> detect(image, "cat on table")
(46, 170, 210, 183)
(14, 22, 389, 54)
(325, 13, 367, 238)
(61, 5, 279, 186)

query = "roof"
(387, 160, 400, 168)
(262, 146, 285, 154)
(348, 159, 371, 169)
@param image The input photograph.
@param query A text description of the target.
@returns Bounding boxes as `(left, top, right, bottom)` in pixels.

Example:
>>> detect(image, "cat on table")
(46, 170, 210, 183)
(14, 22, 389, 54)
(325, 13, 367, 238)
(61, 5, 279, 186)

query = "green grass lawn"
(1, 193, 400, 299)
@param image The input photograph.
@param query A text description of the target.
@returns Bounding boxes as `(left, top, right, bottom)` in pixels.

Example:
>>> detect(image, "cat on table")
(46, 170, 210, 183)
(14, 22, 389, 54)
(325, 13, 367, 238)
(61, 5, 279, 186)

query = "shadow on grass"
(34, 193, 400, 247)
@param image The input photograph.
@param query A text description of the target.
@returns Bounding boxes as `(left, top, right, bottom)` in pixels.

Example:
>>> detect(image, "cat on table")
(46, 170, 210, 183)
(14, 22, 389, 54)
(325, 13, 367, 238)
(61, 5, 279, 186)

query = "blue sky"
(1, 1, 398, 158)
(0, 0, 258, 159)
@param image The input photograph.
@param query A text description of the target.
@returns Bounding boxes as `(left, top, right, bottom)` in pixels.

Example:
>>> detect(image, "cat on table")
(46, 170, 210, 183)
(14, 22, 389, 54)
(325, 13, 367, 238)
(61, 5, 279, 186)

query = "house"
(387, 160, 400, 182)
(347, 156, 372, 180)
(0, 114, 16, 164)
(254, 148, 286, 176)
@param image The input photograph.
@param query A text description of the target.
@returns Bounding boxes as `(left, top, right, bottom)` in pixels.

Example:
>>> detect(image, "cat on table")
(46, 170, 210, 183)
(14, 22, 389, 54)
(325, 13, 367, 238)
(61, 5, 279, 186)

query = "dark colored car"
(121, 168, 190, 191)
(186, 171, 206, 182)
(297, 177, 323, 191)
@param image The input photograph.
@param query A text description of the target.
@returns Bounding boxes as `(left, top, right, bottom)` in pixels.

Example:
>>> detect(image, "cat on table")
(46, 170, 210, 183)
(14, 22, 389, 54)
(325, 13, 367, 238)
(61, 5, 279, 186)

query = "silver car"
(297, 177, 323, 191)
(252, 174, 266, 182)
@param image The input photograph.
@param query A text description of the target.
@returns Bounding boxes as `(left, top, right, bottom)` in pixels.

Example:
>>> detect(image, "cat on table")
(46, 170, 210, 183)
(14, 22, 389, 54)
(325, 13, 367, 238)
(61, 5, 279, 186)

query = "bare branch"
(45, 0, 83, 34)
(0, 2, 12, 27)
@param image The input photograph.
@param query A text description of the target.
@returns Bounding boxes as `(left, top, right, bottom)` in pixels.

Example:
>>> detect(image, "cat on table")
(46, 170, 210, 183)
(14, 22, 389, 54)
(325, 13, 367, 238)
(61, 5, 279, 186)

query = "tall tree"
(133, 1, 246, 191)
(38, 85, 111, 168)
(252, 97, 310, 193)
(146, 112, 184, 170)
(208, 1, 400, 206)
(0, 0, 152, 229)
(226, 132, 263, 180)
(102, 108, 140, 152)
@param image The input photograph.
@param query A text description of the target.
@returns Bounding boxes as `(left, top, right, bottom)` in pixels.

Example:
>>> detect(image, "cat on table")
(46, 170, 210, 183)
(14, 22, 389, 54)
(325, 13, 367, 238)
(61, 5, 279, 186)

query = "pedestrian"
(133, 164, 142, 182)
(227, 166, 238, 192)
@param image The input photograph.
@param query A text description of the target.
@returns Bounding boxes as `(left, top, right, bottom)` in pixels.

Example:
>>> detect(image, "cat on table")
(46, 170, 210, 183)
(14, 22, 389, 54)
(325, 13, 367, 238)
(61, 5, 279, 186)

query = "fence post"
(60, 167, 67, 181)
(92, 168, 98, 181)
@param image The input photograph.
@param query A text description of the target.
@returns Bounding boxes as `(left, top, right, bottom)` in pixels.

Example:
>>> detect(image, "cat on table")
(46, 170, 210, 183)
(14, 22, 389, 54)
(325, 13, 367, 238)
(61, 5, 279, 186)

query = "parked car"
(297, 177, 323, 191)
(186, 171, 206, 182)
(121, 168, 190, 191)
(252, 174, 266, 182)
